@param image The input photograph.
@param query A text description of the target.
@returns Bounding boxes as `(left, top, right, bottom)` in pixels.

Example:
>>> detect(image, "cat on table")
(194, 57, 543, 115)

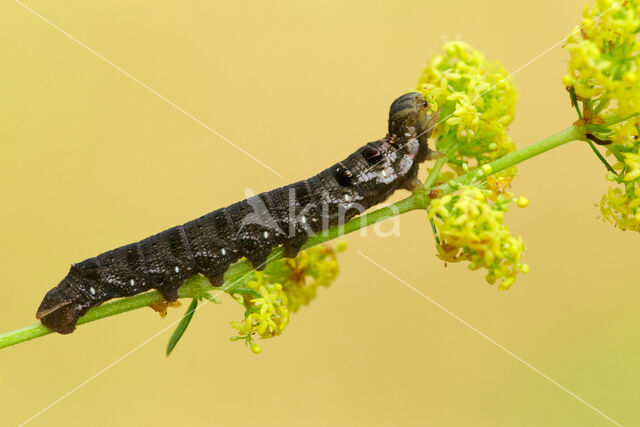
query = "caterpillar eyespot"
(363, 147, 383, 165)
(334, 165, 354, 186)
(36, 92, 438, 334)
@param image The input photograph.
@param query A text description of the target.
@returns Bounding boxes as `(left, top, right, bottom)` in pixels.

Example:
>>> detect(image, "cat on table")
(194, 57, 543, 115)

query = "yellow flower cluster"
(600, 143, 640, 232)
(279, 244, 341, 312)
(416, 41, 517, 170)
(600, 185, 640, 231)
(229, 243, 343, 353)
(230, 274, 290, 346)
(427, 186, 528, 290)
(564, 0, 640, 116)
(564, 0, 640, 232)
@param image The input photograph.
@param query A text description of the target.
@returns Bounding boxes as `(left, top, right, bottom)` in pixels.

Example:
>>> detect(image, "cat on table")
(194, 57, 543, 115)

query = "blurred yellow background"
(1, 0, 638, 425)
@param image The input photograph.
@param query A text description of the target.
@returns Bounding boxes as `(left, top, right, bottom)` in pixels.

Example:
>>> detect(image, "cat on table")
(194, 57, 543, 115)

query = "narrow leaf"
(429, 218, 441, 246)
(166, 299, 198, 356)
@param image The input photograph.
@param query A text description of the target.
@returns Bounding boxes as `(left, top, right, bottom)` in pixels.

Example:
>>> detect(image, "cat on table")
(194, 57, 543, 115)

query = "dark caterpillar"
(36, 92, 438, 334)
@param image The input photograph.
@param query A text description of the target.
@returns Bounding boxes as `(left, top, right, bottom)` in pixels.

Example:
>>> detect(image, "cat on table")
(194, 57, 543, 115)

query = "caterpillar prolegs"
(36, 92, 438, 334)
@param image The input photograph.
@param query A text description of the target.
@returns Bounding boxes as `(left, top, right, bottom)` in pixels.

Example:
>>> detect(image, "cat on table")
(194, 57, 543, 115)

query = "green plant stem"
(423, 157, 448, 190)
(0, 125, 585, 350)
(586, 140, 617, 173)
(569, 87, 583, 119)
(422, 157, 448, 245)
(434, 126, 585, 193)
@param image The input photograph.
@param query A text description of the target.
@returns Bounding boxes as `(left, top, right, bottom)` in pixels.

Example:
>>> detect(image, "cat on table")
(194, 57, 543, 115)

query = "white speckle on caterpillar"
(344, 194, 351, 202)
(174, 266, 180, 273)
(221, 248, 226, 256)
(89, 287, 96, 295)
(301, 216, 307, 224)
(263, 231, 269, 239)
(130, 279, 135, 286)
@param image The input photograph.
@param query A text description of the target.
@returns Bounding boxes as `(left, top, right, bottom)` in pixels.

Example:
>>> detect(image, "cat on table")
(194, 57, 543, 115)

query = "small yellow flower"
(623, 152, 640, 181)
(600, 185, 640, 232)
(486, 174, 515, 201)
(516, 197, 529, 208)
(336, 241, 348, 252)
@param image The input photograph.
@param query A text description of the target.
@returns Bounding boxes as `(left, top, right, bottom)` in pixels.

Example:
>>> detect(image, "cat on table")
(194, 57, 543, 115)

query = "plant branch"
(0, 125, 586, 351)
(434, 126, 585, 193)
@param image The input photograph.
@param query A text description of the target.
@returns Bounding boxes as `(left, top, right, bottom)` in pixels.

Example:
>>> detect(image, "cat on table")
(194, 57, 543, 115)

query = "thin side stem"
(569, 87, 583, 119)
(423, 157, 448, 190)
(586, 140, 617, 174)
(0, 125, 585, 350)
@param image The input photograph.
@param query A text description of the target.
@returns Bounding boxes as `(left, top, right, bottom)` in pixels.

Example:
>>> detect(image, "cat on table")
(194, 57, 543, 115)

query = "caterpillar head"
(333, 93, 440, 208)
(36, 266, 93, 334)
(388, 92, 439, 161)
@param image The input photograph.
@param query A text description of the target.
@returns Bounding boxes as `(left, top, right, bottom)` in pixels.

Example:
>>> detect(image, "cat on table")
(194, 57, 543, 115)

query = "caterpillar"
(36, 92, 438, 334)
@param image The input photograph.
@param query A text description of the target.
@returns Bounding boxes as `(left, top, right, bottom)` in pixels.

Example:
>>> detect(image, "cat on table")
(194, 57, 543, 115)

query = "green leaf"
(201, 293, 222, 303)
(231, 287, 261, 298)
(604, 112, 640, 126)
(429, 218, 441, 246)
(585, 124, 614, 134)
(586, 140, 617, 174)
(569, 86, 583, 119)
(166, 299, 198, 356)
